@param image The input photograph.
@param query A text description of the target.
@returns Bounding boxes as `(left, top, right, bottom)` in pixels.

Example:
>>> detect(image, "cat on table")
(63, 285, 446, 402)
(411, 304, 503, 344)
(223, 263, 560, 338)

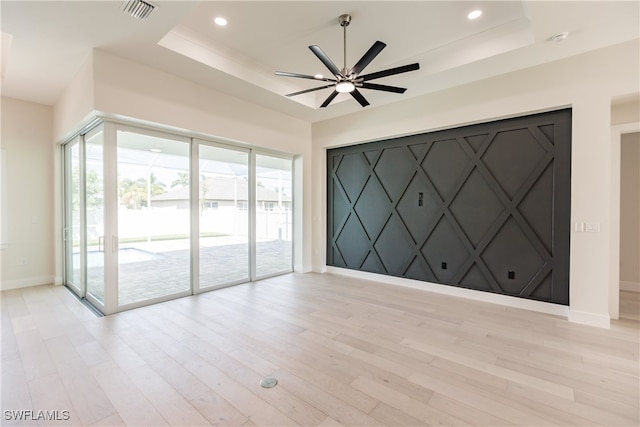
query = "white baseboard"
(1, 275, 55, 291)
(620, 280, 640, 292)
(325, 266, 570, 318)
(568, 309, 611, 329)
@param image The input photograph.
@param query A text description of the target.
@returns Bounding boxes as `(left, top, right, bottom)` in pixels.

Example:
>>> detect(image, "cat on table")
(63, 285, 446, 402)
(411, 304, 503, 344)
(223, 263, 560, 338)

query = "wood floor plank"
(13, 329, 57, 382)
(506, 379, 635, 426)
(1, 275, 638, 426)
(125, 364, 211, 426)
(402, 337, 576, 400)
(240, 342, 380, 415)
(426, 392, 513, 426)
(270, 369, 383, 426)
(1, 357, 36, 425)
(27, 373, 80, 426)
(182, 359, 299, 426)
(408, 371, 558, 426)
(351, 375, 467, 426)
(90, 360, 169, 426)
(88, 412, 126, 426)
(44, 335, 117, 425)
(189, 389, 248, 426)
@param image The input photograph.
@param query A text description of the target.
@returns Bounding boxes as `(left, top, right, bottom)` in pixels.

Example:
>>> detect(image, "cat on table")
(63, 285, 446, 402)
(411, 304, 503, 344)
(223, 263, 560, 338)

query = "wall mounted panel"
(327, 109, 571, 305)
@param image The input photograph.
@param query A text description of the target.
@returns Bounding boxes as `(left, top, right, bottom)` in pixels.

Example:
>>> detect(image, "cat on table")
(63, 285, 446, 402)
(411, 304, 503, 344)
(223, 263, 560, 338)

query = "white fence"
(101, 206, 292, 242)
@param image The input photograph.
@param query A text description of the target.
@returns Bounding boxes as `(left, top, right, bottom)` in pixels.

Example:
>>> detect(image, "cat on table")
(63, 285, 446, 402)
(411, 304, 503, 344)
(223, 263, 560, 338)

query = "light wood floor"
(620, 290, 640, 322)
(2, 273, 638, 426)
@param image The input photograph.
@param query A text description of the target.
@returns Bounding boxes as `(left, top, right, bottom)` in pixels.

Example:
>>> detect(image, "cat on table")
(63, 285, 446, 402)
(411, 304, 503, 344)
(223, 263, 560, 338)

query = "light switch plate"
(585, 222, 600, 233)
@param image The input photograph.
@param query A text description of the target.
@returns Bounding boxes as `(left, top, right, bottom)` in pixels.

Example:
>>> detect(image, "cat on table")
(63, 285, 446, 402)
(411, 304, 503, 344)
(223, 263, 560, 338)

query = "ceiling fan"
(275, 14, 420, 108)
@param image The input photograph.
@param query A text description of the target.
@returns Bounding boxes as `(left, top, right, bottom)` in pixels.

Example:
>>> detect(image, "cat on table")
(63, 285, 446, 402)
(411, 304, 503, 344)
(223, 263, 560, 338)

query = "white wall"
(53, 52, 95, 143)
(312, 39, 640, 328)
(1, 97, 55, 289)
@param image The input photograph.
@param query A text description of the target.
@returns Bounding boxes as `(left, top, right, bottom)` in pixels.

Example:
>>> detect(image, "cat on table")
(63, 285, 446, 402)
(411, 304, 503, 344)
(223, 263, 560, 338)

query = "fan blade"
(286, 84, 335, 97)
(360, 82, 406, 94)
(350, 89, 370, 107)
(350, 41, 386, 76)
(309, 45, 341, 77)
(275, 71, 336, 82)
(320, 90, 339, 108)
(360, 63, 420, 81)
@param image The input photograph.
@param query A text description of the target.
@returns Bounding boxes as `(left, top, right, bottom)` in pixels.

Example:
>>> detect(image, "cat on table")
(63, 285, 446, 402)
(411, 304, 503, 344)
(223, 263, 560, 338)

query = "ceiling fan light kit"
(275, 14, 420, 108)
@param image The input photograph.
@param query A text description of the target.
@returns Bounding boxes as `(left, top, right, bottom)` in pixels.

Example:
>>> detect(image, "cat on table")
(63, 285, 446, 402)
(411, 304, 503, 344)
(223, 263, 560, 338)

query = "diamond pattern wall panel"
(327, 109, 571, 305)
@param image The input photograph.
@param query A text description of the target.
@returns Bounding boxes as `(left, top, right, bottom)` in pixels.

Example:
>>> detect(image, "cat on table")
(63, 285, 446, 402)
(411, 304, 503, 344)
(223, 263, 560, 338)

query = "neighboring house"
(151, 176, 292, 211)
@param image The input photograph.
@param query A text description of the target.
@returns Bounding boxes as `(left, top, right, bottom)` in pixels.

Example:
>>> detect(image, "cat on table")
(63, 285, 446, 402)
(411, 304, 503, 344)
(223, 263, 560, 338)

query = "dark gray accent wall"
(327, 109, 571, 305)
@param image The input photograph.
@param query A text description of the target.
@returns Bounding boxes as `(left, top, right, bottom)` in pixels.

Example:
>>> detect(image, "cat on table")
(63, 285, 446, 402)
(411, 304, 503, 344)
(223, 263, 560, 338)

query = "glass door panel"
(255, 154, 293, 277)
(199, 144, 250, 288)
(116, 129, 191, 306)
(84, 126, 105, 305)
(65, 140, 83, 295)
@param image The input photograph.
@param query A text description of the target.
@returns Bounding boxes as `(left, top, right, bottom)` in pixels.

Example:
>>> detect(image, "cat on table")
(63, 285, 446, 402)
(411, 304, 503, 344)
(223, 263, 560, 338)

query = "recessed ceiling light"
(150, 148, 162, 153)
(214, 16, 228, 26)
(467, 9, 483, 20)
(550, 32, 569, 43)
(314, 74, 324, 79)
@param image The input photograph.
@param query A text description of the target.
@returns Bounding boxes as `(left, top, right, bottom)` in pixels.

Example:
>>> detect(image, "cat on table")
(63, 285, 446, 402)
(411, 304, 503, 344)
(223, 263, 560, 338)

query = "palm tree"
(148, 173, 167, 197)
(119, 177, 146, 209)
(171, 172, 189, 189)
(118, 174, 166, 209)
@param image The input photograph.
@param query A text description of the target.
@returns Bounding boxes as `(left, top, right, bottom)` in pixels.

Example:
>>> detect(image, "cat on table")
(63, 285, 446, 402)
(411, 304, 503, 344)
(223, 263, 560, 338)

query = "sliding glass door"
(198, 143, 250, 289)
(255, 153, 293, 278)
(64, 138, 83, 295)
(116, 128, 191, 307)
(63, 125, 106, 310)
(84, 127, 106, 306)
(64, 120, 294, 314)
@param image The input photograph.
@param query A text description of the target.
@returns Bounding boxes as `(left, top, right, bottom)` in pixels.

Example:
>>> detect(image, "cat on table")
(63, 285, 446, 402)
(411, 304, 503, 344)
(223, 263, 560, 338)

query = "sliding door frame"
(63, 118, 295, 315)
(63, 135, 85, 297)
(253, 150, 295, 280)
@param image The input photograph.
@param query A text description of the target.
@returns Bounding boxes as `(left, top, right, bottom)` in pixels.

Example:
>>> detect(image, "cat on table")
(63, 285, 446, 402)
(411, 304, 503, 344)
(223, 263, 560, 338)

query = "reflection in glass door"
(117, 128, 191, 307)
(199, 144, 250, 288)
(64, 139, 83, 296)
(255, 154, 293, 278)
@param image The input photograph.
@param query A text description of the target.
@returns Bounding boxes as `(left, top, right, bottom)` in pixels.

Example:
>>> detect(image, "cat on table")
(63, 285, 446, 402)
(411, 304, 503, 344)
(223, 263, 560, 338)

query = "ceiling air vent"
(121, 0, 156, 20)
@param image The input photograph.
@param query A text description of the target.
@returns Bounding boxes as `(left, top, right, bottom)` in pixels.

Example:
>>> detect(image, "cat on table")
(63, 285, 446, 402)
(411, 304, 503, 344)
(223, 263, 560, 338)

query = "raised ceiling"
(1, 1, 638, 122)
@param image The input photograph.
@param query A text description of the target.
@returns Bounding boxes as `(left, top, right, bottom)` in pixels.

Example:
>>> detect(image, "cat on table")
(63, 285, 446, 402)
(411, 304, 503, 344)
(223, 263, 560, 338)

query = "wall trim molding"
(1, 275, 55, 291)
(620, 280, 640, 292)
(325, 266, 570, 318)
(568, 309, 611, 329)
